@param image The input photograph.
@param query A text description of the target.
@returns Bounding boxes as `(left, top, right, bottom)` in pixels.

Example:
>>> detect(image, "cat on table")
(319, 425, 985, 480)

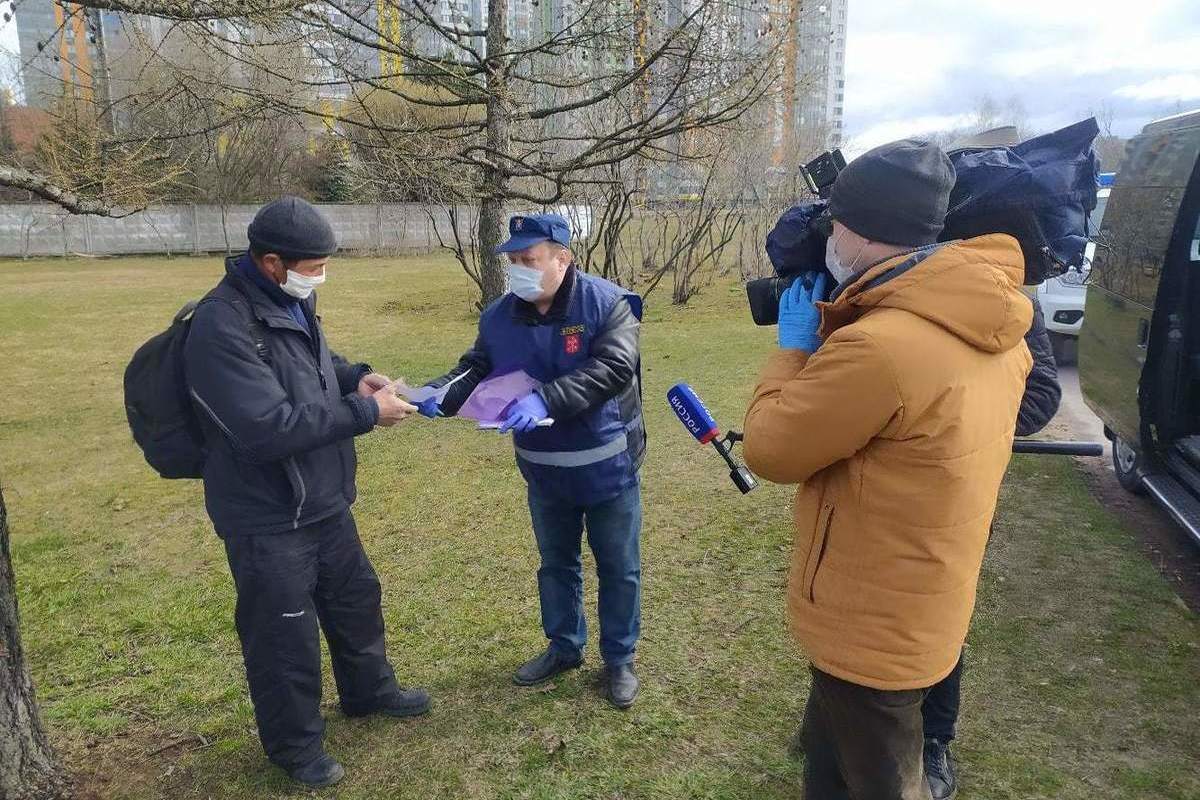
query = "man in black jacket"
(183, 197, 428, 787)
(917, 127, 1069, 800)
(418, 213, 646, 709)
(921, 296, 1062, 800)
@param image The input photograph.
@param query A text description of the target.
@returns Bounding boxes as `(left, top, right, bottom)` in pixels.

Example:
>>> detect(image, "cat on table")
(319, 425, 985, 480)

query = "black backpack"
(124, 293, 267, 479)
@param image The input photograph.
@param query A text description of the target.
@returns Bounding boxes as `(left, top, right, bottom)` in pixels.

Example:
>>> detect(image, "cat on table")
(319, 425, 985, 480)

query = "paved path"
(1044, 366, 1199, 611)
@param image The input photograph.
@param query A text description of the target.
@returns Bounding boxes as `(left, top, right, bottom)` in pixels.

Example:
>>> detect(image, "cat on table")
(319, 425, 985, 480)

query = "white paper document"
(476, 418, 555, 430)
(393, 371, 471, 404)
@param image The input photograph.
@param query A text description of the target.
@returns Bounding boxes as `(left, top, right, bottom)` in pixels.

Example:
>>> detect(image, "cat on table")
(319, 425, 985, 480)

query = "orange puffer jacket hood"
(744, 233, 1033, 690)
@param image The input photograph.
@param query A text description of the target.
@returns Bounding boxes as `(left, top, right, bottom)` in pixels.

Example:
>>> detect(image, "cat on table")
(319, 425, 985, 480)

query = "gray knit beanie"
(247, 196, 338, 259)
(829, 139, 956, 246)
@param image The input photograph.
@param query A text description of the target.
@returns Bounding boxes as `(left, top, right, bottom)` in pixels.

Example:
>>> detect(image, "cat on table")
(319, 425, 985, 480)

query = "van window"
(1090, 129, 1200, 307)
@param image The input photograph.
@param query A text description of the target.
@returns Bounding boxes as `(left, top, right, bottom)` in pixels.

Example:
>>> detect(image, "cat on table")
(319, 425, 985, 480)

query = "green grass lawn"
(1, 254, 1197, 800)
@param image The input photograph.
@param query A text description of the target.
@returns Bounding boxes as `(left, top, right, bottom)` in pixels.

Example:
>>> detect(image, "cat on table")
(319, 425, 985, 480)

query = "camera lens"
(746, 276, 794, 326)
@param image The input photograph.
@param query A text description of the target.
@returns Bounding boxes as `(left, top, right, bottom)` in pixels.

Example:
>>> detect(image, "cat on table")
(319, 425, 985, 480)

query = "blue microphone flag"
(667, 383, 720, 444)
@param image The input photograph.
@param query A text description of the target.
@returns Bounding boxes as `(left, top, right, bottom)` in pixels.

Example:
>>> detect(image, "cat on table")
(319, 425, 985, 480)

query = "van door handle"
(1137, 318, 1150, 348)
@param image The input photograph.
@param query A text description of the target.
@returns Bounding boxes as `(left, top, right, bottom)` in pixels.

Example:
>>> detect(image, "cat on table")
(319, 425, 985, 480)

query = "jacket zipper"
(298, 322, 322, 524)
(309, 321, 347, 493)
(307, 315, 328, 392)
(286, 456, 307, 529)
(808, 504, 834, 603)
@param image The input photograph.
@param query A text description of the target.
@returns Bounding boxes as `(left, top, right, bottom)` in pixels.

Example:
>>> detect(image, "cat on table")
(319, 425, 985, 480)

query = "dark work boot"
(924, 737, 958, 800)
(605, 664, 639, 709)
(513, 647, 583, 686)
(376, 687, 432, 718)
(342, 687, 431, 718)
(287, 753, 345, 788)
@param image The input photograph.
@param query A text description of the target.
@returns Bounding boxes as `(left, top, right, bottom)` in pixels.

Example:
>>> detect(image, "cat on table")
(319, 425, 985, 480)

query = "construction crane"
(775, 0, 800, 166)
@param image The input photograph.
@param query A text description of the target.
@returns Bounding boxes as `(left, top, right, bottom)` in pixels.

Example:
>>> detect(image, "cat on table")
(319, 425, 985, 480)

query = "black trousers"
(921, 652, 964, 743)
(801, 668, 932, 800)
(223, 509, 401, 768)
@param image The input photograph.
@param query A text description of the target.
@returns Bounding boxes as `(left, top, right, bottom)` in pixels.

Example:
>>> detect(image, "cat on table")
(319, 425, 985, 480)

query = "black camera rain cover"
(944, 118, 1100, 281)
(765, 199, 829, 276)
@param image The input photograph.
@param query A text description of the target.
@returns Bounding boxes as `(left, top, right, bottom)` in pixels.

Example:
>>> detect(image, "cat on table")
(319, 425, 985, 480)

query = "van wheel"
(1112, 436, 1145, 494)
(1050, 333, 1077, 366)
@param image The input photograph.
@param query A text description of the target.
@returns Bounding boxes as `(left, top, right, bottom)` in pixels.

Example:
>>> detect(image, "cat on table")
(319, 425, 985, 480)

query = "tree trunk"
(0, 486, 70, 800)
(478, 0, 512, 307)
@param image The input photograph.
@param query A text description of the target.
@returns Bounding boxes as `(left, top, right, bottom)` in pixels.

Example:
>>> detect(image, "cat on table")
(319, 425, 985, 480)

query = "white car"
(1034, 178, 1113, 364)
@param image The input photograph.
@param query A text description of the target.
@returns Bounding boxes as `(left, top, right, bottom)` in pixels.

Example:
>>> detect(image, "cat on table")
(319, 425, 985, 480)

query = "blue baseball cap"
(495, 213, 572, 254)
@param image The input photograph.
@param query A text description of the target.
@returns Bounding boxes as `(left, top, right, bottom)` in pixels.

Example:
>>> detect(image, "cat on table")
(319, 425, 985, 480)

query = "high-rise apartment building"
(15, 1, 119, 109)
(786, 0, 846, 152)
(14, 1, 244, 111)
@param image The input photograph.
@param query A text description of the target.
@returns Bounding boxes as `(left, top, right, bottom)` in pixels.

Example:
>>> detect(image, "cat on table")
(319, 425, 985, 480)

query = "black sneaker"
(287, 753, 345, 788)
(513, 647, 583, 686)
(924, 737, 958, 800)
(605, 664, 639, 709)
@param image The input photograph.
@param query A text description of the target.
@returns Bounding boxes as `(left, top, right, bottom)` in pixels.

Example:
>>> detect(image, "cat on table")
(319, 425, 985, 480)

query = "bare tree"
(6, 0, 782, 303)
(570, 164, 640, 287)
(0, 0, 315, 205)
(30, 91, 186, 213)
(1, 485, 72, 800)
(192, 0, 786, 303)
(921, 93, 1036, 150)
(1088, 100, 1128, 173)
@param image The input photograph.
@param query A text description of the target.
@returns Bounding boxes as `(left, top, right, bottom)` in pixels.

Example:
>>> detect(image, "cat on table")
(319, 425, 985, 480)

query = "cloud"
(842, 0, 1200, 144)
(992, 41, 1198, 80)
(843, 113, 974, 158)
(1116, 74, 1200, 102)
(844, 31, 968, 115)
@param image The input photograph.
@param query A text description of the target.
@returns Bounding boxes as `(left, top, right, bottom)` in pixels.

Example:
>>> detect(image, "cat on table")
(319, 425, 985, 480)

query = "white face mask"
(825, 229, 867, 286)
(506, 264, 545, 302)
(281, 269, 326, 300)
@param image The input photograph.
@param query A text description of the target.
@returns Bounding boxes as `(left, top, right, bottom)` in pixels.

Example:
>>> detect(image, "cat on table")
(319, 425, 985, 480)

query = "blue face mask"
(506, 264, 545, 301)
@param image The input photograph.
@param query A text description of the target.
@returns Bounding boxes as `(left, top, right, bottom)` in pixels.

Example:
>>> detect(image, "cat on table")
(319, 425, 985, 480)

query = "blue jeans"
(527, 481, 642, 666)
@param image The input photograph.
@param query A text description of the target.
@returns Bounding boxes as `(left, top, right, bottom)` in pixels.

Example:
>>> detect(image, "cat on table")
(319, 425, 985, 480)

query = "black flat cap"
(829, 139, 956, 246)
(247, 196, 338, 259)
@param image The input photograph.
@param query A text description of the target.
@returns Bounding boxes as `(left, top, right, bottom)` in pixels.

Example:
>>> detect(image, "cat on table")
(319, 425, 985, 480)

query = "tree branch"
(0, 164, 133, 216)
(66, 0, 303, 21)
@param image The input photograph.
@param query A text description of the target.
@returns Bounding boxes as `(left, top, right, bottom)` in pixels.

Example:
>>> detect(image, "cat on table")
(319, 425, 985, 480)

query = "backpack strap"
(196, 290, 272, 367)
(230, 298, 272, 367)
(174, 300, 200, 324)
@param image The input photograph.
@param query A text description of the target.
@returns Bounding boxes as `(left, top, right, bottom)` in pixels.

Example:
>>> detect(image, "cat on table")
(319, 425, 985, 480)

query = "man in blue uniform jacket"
(421, 213, 645, 708)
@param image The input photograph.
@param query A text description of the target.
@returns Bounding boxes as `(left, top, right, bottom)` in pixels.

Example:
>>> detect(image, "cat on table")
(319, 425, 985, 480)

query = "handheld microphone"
(668, 382, 721, 444)
(667, 383, 757, 494)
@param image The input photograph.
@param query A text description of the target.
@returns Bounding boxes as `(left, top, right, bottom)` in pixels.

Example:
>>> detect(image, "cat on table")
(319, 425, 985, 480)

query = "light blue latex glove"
(778, 271, 828, 352)
(499, 392, 549, 434)
(416, 397, 440, 418)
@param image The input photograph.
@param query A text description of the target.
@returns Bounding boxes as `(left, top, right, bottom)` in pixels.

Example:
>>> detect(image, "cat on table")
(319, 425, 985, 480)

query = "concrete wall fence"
(0, 203, 484, 258)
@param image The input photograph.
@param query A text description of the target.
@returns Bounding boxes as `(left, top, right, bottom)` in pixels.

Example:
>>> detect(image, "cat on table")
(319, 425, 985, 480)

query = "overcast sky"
(2, 0, 1198, 152)
(842, 0, 1200, 156)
